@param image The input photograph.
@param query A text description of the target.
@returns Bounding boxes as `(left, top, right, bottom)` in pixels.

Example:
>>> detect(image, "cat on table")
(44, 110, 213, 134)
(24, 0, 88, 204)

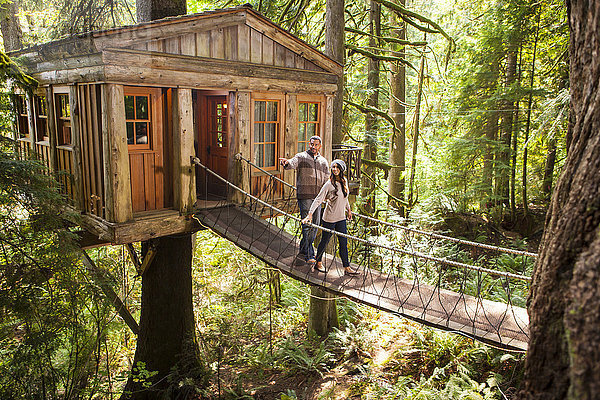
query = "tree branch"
(345, 26, 427, 47)
(346, 44, 418, 72)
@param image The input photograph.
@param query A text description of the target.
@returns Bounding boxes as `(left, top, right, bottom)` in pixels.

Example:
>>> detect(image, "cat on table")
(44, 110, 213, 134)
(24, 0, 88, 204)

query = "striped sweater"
(284, 151, 330, 199)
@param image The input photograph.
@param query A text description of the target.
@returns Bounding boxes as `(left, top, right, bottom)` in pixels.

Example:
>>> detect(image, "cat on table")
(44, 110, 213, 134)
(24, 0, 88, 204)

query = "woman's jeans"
(298, 198, 320, 260)
(315, 219, 349, 268)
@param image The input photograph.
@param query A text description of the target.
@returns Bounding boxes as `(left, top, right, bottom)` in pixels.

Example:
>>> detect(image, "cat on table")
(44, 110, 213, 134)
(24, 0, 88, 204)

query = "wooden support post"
(69, 85, 85, 211)
(101, 83, 133, 223)
(25, 92, 35, 152)
(233, 91, 251, 204)
(45, 87, 58, 173)
(81, 250, 139, 335)
(324, 95, 334, 162)
(125, 243, 141, 271)
(172, 88, 196, 214)
(284, 94, 298, 197)
(125, 242, 157, 276)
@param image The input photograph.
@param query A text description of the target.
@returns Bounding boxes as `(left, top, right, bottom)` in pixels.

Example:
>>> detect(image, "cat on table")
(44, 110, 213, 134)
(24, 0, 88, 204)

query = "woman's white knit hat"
(331, 159, 346, 172)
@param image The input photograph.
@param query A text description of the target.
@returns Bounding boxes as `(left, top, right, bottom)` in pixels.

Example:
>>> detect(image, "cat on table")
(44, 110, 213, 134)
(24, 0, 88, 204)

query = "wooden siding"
(123, 23, 327, 73)
(56, 146, 75, 203)
(78, 84, 105, 218)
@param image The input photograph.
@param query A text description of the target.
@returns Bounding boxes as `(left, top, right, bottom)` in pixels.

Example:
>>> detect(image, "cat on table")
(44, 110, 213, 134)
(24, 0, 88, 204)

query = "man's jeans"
(298, 198, 320, 260)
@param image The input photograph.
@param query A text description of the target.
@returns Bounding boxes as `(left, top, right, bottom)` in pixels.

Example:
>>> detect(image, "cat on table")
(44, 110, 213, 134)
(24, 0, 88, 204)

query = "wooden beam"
(172, 88, 196, 214)
(69, 85, 85, 211)
(101, 48, 338, 86)
(101, 83, 133, 223)
(138, 242, 157, 275)
(81, 251, 139, 335)
(125, 243, 141, 271)
(74, 229, 112, 249)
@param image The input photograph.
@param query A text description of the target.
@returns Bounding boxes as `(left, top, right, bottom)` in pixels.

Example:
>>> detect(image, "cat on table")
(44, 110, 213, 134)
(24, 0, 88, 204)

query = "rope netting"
(192, 156, 533, 351)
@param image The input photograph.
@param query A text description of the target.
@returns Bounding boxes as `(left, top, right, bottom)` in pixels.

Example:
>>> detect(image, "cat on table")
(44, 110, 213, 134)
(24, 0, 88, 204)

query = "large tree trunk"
(361, 1, 380, 216)
(518, 1, 600, 399)
(137, 0, 185, 22)
(0, 0, 22, 52)
(121, 235, 206, 399)
(325, 0, 345, 145)
(387, 11, 406, 214)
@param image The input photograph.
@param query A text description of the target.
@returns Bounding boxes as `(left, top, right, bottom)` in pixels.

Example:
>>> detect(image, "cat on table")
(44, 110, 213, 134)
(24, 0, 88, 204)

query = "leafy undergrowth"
(193, 231, 525, 400)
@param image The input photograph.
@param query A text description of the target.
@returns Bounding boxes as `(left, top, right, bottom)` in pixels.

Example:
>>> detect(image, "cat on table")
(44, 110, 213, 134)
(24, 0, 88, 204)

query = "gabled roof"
(13, 5, 342, 77)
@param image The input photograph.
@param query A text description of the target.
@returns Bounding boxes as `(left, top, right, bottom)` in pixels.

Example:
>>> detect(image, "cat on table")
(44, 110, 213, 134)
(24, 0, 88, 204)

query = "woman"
(301, 159, 359, 275)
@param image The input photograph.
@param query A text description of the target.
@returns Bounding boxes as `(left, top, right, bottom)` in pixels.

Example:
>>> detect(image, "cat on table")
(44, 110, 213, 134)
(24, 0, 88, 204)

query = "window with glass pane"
(253, 100, 278, 168)
(298, 102, 319, 153)
(16, 95, 29, 138)
(55, 94, 71, 146)
(35, 95, 48, 141)
(210, 99, 227, 148)
(125, 94, 150, 148)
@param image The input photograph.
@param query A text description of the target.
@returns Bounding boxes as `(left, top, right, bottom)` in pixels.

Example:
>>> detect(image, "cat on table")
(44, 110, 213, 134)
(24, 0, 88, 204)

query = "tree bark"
(325, 0, 345, 145)
(0, 0, 23, 52)
(307, 287, 338, 336)
(137, 0, 186, 22)
(518, 1, 600, 399)
(387, 11, 406, 215)
(407, 52, 425, 211)
(541, 137, 556, 201)
(121, 235, 206, 399)
(361, 1, 380, 216)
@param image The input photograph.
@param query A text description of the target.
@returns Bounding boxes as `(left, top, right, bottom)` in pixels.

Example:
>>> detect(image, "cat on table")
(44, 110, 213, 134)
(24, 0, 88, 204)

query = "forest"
(1, 0, 599, 399)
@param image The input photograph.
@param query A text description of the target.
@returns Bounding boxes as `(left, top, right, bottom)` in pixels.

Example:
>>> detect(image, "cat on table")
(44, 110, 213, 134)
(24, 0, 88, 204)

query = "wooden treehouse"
(10, 5, 361, 245)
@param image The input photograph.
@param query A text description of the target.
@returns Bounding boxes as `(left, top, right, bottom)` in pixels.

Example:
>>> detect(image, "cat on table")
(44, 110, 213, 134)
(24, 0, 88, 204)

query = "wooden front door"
(125, 87, 165, 213)
(199, 95, 229, 197)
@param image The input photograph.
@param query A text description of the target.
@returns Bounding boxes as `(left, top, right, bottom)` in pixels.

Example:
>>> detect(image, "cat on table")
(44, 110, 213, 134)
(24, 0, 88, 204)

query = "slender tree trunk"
(308, 0, 345, 338)
(496, 49, 518, 210)
(407, 51, 425, 210)
(481, 55, 500, 212)
(522, 11, 540, 217)
(511, 43, 524, 221)
(325, 0, 345, 145)
(361, 1, 380, 216)
(0, 0, 23, 52)
(519, 2, 600, 398)
(387, 11, 406, 215)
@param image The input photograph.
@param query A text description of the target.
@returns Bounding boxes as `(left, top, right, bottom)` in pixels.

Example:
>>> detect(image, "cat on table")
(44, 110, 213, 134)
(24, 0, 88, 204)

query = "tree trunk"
(407, 52, 425, 211)
(496, 48, 518, 210)
(325, 0, 345, 145)
(522, 11, 540, 217)
(361, 1, 381, 216)
(518, 1, 600, 399)
(541, 137, 556, 201)
(387, 11, 406, 215)
(307, 287, 338, 337)
(137, 0, 186, 22)
(0, 0, 23, 52)
(121, 235, 206, 399)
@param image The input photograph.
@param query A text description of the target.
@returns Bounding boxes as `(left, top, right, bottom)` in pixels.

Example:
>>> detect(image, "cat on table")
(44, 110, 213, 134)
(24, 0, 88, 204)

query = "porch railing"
(332, 144, 362, 185)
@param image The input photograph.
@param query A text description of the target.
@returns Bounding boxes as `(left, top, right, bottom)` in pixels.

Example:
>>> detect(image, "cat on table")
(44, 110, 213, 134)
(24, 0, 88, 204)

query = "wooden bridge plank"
(195, 205, 529, 351)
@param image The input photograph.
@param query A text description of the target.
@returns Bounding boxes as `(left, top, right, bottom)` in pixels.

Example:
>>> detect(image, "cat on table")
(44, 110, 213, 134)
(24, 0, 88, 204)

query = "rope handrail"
(193, 157, 531, 281)
(234, 153, 538, 258)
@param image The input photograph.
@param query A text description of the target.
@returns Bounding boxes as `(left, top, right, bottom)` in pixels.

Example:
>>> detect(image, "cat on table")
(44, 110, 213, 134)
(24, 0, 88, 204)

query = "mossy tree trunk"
(518, 1, 600, 398)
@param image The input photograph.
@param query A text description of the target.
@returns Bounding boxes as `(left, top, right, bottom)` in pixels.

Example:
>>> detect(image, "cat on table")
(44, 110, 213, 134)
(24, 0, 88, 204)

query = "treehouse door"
(198, 94, 229, 197)
(125, 87, 166, 213)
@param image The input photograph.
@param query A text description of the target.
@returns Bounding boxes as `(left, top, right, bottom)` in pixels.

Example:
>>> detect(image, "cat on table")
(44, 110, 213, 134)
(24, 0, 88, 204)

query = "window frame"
(250, 93, 284, 172)
(15, 93, 30, 139)
(296, 94, 325, 154)
(34, 94, 49, 143)
(124, 87, 154, 151)
(53, 87, 72, 147)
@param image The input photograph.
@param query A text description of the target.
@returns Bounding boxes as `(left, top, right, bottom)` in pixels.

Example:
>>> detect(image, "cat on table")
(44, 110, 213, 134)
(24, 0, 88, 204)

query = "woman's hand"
(302, 214, 312, 224)
(347, 209, 353, 221)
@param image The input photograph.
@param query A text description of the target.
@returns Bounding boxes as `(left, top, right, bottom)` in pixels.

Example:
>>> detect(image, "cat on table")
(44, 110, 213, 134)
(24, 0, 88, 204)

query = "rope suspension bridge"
(192, 156, 535, 352)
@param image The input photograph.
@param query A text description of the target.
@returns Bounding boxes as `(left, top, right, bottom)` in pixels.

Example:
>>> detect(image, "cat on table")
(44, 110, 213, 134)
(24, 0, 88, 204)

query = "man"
(279, 136, 329, 263)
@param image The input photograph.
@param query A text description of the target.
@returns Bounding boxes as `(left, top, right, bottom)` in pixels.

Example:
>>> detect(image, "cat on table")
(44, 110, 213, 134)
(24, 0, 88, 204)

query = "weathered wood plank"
(250, 28, 262, 64)
(69, 85, 84, 210)
(273, 42, 285, 67)
(232, 91, 251, 203)
(93, 12, 247, 50)
(34, 66, 106, 85)
(196, 31, 210, 57)
(237, 24, 250, 62)
(102, 49, 338, 87)
(90, 84, 104, 218)
(79, 85, 92, 214)
(224, 25, 238, 61)
(262, 35, 274, 65)
(210, 28, 225, 59)
(45, 87, 57, 173)
(164, 37, 180, 54)
(324, 95, 334, 162)
(180, 33, 196, 56)
(172, 89, 196, 214)
(284, 47, 295, 68)
(101, 84, 133, 223)
(245, 12, 343, 76)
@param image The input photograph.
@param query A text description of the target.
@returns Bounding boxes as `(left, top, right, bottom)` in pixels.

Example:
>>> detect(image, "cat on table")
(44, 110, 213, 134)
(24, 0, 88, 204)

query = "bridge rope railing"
(193, 157, 531, 350)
